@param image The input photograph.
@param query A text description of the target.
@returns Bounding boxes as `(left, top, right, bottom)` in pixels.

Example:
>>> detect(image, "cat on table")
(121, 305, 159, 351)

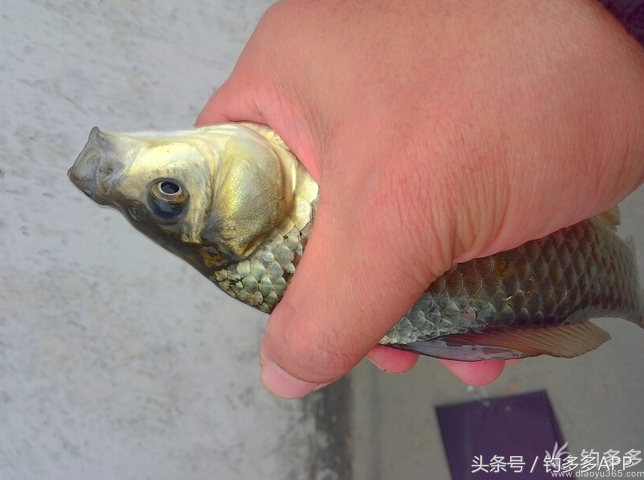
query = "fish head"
(69, 124, 299, 276)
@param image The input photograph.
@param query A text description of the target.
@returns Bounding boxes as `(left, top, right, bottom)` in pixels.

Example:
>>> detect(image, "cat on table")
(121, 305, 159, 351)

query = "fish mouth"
(68, 127, 122, 205)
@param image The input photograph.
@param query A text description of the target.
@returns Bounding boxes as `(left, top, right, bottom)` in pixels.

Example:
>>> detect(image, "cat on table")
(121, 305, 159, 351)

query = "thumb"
(199, 87, 429, 398)
(258, 172, 438, 398)
(196, 78, 265, 127)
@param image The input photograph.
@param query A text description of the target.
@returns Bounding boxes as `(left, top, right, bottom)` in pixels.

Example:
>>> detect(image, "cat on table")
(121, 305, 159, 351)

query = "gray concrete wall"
(1, 1, 352, 479)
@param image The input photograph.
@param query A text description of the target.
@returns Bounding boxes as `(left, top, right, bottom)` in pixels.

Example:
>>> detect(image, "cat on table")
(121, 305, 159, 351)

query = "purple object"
(436, 390, 568, 479)
(599, 0, 644, 46)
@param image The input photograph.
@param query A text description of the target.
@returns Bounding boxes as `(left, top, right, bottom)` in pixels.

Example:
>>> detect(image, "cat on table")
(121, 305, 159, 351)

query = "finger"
(367, 345, 419, 374)
(439, 359, 505, 386)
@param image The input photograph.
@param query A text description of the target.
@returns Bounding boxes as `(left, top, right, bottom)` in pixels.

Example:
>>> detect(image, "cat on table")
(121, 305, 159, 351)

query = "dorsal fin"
(393, 321, 611, 361)
(593, 206, 621, 232)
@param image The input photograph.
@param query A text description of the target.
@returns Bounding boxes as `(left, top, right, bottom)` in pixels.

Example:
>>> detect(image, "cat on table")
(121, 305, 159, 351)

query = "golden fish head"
(68, 124, 300, 274)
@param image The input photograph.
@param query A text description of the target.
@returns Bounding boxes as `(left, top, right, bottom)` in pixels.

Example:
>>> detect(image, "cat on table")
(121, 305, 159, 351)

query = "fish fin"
(593, 206, 621, 232)
(393, 321, 611, 361)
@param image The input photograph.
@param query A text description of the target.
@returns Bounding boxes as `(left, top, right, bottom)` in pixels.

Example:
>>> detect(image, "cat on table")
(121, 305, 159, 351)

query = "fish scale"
(213, 215, 316, 312)
(384, 218, 642, 346)
(68, 123, 644, 361)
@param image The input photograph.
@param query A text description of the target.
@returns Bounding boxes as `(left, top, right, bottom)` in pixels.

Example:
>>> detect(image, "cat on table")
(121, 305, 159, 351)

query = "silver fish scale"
(212, 198, 317, 313)
(381, 218, 643, 345)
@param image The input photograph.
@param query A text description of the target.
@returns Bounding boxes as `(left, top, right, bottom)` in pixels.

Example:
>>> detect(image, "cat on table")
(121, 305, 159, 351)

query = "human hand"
(197, 0, 644, 398)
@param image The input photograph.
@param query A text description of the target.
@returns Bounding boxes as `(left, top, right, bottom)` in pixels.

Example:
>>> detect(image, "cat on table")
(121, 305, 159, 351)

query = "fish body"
(69, 124, 644, 361)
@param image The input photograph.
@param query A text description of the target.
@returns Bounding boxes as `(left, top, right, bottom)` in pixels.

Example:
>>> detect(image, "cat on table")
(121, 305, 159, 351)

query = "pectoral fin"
(593, 206, 621, 231)
(393, 321, 611, 361)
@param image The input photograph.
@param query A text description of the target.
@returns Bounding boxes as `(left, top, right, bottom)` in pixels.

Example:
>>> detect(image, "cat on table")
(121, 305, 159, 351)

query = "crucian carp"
(68, 123, 644, 361)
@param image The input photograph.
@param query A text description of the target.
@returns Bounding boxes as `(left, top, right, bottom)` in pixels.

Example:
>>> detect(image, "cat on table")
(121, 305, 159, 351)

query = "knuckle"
(266, 296, 359, 384)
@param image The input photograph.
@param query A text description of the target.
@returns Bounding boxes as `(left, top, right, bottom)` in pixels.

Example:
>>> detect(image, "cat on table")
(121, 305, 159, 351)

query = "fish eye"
(148, 179, 188, 220)
(156, 181, 182, 199)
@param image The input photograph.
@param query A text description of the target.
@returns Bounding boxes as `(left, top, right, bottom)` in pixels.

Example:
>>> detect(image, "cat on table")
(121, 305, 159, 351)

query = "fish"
(68, 123, 644, 361)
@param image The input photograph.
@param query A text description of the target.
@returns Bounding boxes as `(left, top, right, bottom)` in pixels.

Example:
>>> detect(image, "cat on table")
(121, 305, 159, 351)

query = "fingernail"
(260, 354, 321, 399)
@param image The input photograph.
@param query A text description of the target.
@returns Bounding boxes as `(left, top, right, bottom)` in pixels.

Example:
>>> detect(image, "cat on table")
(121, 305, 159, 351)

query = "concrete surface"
(1, 1, 350, 479)
(1, 1, 643, 480)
